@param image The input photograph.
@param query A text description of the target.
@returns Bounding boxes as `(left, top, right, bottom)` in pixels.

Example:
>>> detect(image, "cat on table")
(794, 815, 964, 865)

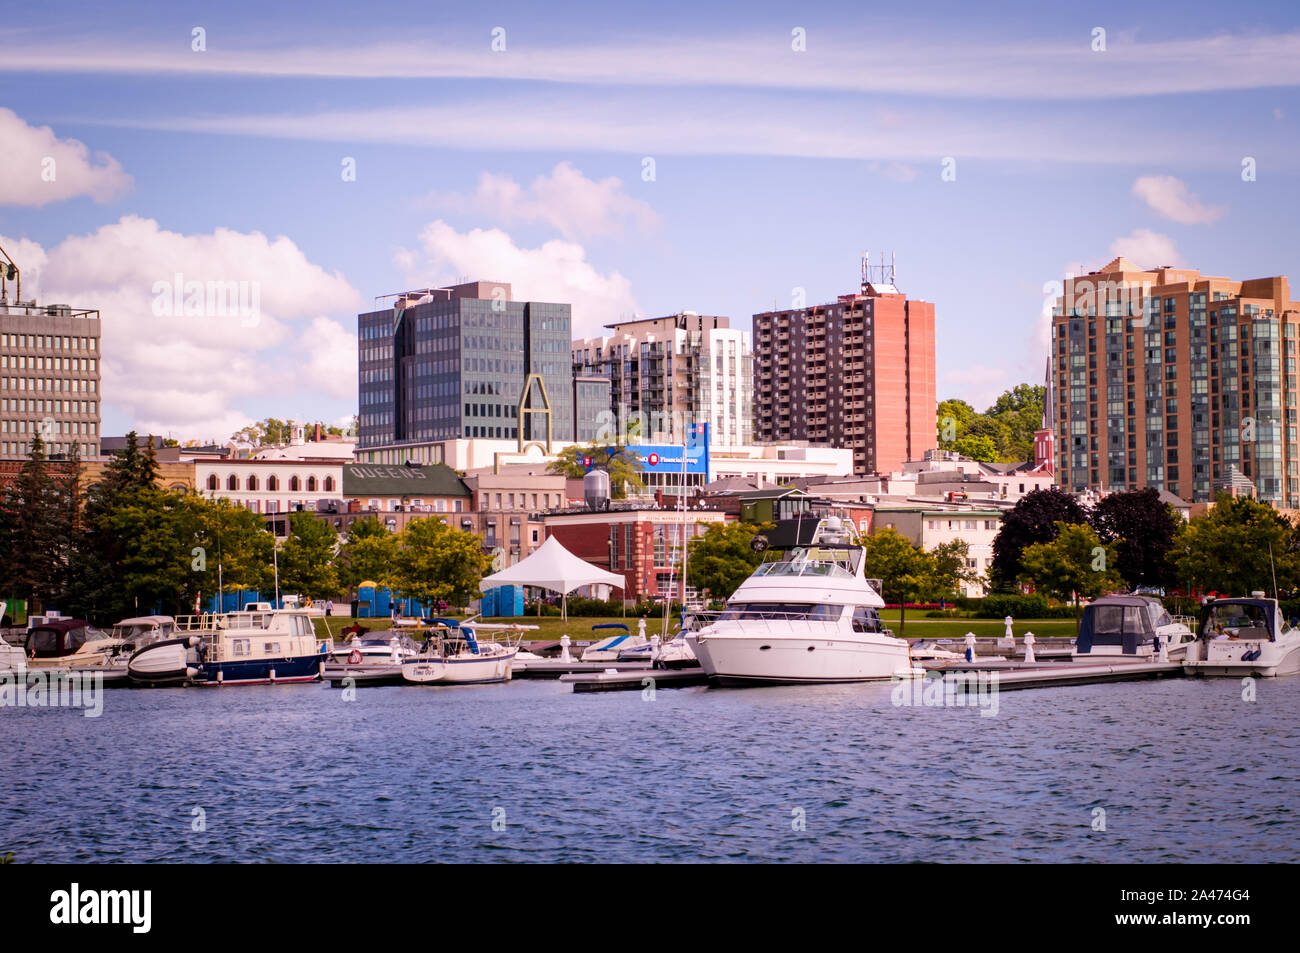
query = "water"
(3, 677, 1298, 862)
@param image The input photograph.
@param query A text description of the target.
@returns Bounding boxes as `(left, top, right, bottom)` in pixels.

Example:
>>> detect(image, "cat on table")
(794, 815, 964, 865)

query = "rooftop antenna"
(0, 242, 21, 303)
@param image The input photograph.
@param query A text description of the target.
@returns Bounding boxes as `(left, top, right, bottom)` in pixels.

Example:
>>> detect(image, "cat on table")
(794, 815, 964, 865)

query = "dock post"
(1157, 632, 1169, 663)
(650, 634, 661, 664)
(559, 634, 572, 662)
(1000, 615, 1016, 650)
(964, 631, 977, 662)
(1023, 631, 1036, 664)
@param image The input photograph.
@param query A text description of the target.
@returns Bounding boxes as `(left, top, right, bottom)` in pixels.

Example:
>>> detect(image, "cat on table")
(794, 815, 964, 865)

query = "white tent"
(479, 536, 624, 618)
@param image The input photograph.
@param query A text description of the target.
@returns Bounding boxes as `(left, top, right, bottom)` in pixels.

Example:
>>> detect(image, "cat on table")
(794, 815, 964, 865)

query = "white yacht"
(1073, 594, 1197, 660)
(685, 517, 912, 685)
(1184, 595, 1300, 677)
(330, 630, 419, 664)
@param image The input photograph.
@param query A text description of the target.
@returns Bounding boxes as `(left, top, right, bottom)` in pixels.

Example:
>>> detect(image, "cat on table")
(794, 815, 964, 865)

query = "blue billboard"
(630, 422, 710, 476)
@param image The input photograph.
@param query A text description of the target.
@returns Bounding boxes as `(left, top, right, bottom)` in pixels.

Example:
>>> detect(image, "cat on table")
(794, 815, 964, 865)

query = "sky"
(1, 0, 1298, 442)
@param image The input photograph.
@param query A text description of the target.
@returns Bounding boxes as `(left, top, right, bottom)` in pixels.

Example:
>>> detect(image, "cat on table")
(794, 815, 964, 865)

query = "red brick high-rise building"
(752, 268, 937, 475)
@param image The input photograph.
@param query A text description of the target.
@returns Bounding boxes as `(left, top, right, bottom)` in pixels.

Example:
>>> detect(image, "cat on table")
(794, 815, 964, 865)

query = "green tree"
(952, 434, 998, 463)
(0, 436, 71, 614)
(338, 516, 399, 591)
(990, 487, 1089, 589)
(277, 512, 341, 599)
(390, 517, 492, 609)
(1091, 488, 1180, 589)
(928, 539, 976, 599)
(1019, 522, 1124, 619)
(860, 527, 933, 635)
(936, 385, 1045, 463)
(547, 443, 645, 498)
(1167, 494, 1300, 597)
(685, 521, 768, 602)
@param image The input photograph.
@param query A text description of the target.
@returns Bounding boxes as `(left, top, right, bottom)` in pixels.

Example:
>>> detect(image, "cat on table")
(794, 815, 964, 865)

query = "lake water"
(3, 676, 1298, 863)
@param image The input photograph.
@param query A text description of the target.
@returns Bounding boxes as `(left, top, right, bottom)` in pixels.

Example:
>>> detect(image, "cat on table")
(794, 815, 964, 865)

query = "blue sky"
(2, 0, 1299, 441)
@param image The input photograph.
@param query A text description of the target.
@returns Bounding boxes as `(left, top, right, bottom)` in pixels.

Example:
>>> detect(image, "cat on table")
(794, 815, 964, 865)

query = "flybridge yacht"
(1184, 594, 1300, 677)
(685, 517, 912, 685)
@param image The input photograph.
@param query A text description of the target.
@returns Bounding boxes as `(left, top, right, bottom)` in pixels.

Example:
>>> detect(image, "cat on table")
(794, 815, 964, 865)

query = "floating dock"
(920, 657, 1186, 690)
(323, 663, 405, 687)
(514, 659, 654, 679)
(561, 666, 710, 693)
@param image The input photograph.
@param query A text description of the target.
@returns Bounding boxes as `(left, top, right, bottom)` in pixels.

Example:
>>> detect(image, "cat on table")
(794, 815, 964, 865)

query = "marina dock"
(323, 663, 405, 687)
(514, 659, 655, 679)
(920, 657, 1186, 690)
(561, 667, 711, 693)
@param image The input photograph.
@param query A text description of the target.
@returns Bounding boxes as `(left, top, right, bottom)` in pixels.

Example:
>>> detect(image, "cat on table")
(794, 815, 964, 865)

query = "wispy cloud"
(1132, 175, 1226, 224)
(4, 29, 1300, 100)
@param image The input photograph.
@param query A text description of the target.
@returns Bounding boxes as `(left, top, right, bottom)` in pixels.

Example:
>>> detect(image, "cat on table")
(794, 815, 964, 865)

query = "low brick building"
(542, 503, 728, 604)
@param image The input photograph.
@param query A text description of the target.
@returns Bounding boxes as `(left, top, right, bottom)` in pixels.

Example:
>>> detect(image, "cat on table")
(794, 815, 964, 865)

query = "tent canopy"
(479, 535, 623, 595)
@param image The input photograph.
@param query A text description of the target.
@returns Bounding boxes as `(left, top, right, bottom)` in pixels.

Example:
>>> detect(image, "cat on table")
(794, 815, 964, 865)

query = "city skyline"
(1, 1, 1298, 441)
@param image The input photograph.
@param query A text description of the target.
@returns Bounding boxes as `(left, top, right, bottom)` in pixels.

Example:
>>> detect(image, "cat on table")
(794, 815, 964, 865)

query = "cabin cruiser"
(685, 517, 912, 685)
(1073, 594, 1196, 661)
(1184, 594, 1300, 677)
(111, 616, 176, 654)
(129, 608, 326, 686)
(330, 630, 419, 664)
(402, 621, 536, 684)
(24, 619, 125, 668)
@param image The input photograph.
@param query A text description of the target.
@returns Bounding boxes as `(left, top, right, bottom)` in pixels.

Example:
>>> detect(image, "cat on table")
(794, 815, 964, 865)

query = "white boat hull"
(687, 631, 910, 684)
(1184, 641, 1300, 677)
(402, 649, 516, 684)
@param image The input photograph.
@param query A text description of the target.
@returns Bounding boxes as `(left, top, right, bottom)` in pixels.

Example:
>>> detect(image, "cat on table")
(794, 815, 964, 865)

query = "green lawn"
(314, 613, 1079, 643)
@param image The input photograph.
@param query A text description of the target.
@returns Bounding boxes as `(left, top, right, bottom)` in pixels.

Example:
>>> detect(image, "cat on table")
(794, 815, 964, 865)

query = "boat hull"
(1184, 644, 1300, 677)
(687, 632, 910, 685)
(193, 653, 324, 686)
(127, 638, 196, 685)
(402, 650, 516, 684)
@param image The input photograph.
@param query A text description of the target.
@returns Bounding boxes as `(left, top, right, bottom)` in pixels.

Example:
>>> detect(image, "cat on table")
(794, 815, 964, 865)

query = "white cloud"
(0, 108, 132, 206)
(397, 221, 639, 338)
(1132, 175, 1225, 224)
(1109, 229, 1183, 268)
(429, 162, 659, 240)
(5, 216, 361, 440)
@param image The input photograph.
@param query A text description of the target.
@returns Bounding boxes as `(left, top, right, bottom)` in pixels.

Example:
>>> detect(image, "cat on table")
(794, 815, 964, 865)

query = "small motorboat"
(401, 620, 537, 685)
(581, 623, 645, 662)
(24, 619, 126, 668)
(126, 636, 202, 685)
(1073, 594, 1196, 661)
(1184, 594, 1300, 677)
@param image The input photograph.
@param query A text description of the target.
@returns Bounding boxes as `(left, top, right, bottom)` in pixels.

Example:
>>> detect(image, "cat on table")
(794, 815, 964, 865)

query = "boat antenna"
(1270, 542, 1279, 602)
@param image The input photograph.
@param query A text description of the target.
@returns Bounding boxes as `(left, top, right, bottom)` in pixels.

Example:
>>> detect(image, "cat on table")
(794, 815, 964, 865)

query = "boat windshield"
(718, 603, 845, 622)
(752, 546, 859, 579)
(1200, 602, 1274, 641)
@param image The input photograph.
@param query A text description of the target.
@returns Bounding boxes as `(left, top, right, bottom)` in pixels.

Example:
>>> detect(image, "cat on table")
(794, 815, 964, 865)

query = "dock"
(514, 659, 654, 679)
(323, 663, 405, 687)
(561, 666, 711, 693)
(920, 657, 1186, 690)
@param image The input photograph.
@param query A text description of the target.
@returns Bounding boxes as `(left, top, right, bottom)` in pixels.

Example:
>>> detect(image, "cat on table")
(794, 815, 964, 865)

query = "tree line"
(991, 486, 1300, 609)
(0, 433, 490, 624)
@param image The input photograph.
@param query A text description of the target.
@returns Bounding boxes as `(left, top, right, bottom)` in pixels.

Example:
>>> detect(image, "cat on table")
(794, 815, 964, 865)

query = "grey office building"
(357, 281, 575, 463)
(0, 300, 103, 461)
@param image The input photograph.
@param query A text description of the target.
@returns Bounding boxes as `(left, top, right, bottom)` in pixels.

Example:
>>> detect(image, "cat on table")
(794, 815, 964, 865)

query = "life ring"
(348, 649, 363, 665)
